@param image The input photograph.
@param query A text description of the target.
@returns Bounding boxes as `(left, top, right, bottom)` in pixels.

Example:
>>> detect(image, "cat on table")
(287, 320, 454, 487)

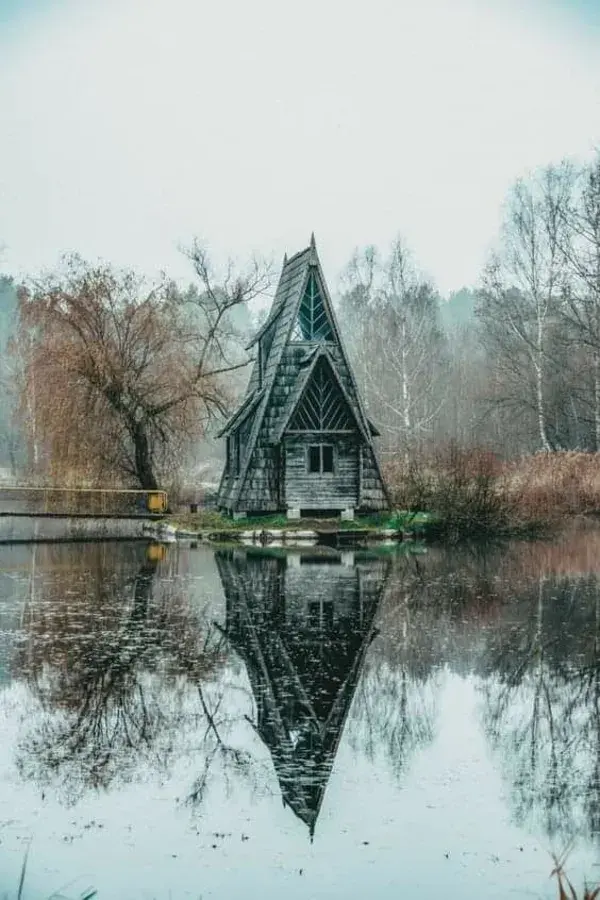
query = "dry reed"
(502, 451, 600, 520)
(384, 447, 600, 535)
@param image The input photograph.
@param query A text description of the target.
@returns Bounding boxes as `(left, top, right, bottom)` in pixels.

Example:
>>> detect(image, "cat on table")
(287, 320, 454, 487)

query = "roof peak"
(283, 246, 311, 267)
(282, 235, 318, 270)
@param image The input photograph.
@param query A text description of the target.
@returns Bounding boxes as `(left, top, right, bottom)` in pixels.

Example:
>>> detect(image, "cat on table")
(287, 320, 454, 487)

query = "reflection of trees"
(14, 542, 223, 799)
(392, 526, 600, 846)
(346, 544, 511, 778)
(355, 529, 600, 845)
(349, 657, 438, 781)
(14, 527, 600, 845)
(482, 577, 574, 837)
(573, 586, 600, 837)
(480, 564, 600, 844)
(187, 680, 273, 810)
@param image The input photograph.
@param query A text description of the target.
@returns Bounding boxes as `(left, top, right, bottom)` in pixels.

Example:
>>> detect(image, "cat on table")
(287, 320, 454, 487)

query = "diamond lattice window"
(289, 358, 354, 432)
(291, 272, 334, 341)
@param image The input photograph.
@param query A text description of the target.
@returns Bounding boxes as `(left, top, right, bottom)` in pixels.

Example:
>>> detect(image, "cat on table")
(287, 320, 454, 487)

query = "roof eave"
(245, 303, 285, 350)
(216, 389, 264, 438)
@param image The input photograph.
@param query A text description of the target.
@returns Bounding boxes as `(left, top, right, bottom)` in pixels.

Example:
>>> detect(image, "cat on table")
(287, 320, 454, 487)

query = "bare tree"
(338, 244, 377, 403)
(0, 275, 23, 474)
(477, 163, 574, 451)
(560, 151, 600, 449)
(339, 238, 446, 456)
(15, 247, 271, 489)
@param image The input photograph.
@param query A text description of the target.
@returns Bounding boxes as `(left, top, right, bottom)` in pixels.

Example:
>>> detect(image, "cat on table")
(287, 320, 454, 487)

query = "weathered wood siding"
(358, 444, 388, 511)
(284, 435, 358, 511)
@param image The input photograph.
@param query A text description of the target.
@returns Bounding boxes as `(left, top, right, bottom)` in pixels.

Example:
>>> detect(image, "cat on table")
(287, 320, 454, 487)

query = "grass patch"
(169, 510, 292, 531)
(167, 509, 433, 536)
(171, 447, 596, 544)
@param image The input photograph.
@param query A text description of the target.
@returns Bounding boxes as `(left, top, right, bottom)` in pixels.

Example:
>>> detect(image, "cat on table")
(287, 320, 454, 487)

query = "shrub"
(383, 443, 510, 541)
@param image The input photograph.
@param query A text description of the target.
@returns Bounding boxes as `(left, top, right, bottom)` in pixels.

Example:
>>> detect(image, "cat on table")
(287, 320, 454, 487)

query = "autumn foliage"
(14, 249, 269, 489)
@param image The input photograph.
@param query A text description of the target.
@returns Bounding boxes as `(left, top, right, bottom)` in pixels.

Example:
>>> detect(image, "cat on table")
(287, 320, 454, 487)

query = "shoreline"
(142, 520, 412, 548)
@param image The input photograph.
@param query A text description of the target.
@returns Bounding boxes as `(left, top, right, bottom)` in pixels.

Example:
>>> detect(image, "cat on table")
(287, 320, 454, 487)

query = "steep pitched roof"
(240, 246, 312, 403)
(216, 388, 264, 438)
(228, 237, 386, 508)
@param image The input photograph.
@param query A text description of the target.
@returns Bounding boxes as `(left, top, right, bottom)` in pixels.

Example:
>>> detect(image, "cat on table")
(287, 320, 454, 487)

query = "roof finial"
(310, 231, 316, 249)
(283, 252, 288, 266)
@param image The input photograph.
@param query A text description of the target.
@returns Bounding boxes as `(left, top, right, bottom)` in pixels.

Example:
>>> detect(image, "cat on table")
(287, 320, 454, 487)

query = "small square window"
(307, 444, 334, 474)
(308, 445, 321, 473)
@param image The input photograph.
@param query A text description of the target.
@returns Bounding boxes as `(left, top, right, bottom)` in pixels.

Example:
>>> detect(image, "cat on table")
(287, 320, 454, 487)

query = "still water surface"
(1, 530, 600, 898)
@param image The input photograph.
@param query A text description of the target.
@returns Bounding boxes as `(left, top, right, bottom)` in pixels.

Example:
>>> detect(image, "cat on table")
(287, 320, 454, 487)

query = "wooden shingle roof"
(216, 388, 265, 438)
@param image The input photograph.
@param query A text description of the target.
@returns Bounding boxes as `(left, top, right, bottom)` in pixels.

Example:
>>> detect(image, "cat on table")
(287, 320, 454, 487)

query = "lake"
(1, 527, 599, 899)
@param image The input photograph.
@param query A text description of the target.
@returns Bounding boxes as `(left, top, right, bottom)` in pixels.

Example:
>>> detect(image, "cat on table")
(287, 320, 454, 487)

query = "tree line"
(1, 151, 600, 491)
(339, 151, 600, 461)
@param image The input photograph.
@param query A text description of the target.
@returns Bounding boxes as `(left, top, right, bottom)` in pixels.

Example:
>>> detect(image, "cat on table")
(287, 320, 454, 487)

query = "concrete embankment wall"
(0, 517, 152, 543)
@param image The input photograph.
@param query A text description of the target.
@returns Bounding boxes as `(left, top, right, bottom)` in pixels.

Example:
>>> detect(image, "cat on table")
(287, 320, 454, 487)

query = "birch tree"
(375, 240, 445, 449)
(0, 276, 23, 474)
(339, 238, 445, 456)
(477, 164, 573, 451)
(560, 151, 600, 449)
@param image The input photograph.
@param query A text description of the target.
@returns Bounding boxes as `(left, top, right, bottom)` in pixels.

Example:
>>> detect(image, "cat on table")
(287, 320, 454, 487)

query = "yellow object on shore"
(147, 492, 168, 513)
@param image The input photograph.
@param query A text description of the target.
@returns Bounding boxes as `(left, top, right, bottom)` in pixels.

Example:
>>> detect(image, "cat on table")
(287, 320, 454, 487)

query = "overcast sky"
(1, 0, 599, 295)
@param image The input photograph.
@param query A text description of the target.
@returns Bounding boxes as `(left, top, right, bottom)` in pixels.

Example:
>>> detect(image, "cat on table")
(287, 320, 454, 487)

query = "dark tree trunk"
(131, 421, 159, 490)
(131, 560, 158, 623)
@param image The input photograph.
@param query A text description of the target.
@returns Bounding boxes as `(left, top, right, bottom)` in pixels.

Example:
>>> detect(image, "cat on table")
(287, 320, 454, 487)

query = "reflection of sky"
(1, 671, 597, 900)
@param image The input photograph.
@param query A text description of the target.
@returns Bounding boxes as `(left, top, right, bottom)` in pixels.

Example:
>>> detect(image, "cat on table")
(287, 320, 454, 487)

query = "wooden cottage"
(217, 236, 389, 517)
(215, 547, 390, 836)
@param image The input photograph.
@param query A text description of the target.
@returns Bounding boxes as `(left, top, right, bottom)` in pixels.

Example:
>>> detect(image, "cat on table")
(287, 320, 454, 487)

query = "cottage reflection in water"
(215, 547, 391, 837)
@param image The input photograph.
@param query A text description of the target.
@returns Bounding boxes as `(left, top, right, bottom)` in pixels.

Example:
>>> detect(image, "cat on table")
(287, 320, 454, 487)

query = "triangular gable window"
(289, 357, 354, 431)
(291, 271, 334, 342)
